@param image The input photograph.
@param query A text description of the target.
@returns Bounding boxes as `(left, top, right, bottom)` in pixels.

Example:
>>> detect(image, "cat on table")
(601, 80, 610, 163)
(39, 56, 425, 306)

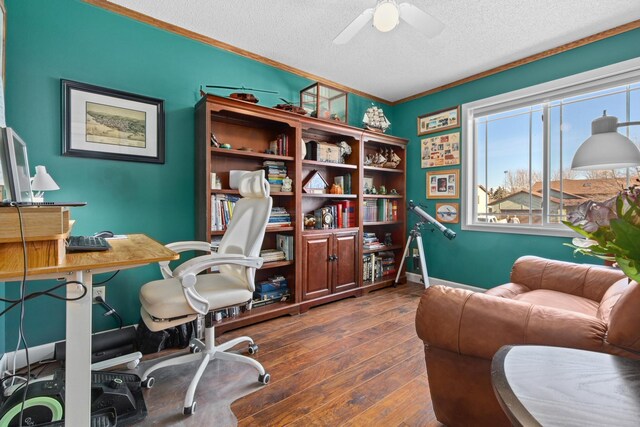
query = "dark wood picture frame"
(417, 106, 460, 136)
(427, 169, 459, 199)
(62, 79, 165, 163)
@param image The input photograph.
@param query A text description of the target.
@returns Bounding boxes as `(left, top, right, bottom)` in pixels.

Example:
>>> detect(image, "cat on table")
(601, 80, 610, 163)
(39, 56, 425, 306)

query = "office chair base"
(139, 324, 269, 415)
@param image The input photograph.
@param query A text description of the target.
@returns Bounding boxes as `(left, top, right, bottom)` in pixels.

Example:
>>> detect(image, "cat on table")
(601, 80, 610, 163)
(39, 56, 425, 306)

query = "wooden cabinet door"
(333, 231, 358, 293)
(301, 233, 332, 301)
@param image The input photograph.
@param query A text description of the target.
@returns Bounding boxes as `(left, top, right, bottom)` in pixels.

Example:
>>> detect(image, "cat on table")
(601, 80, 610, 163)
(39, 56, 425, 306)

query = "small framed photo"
(417, 106, 460, 136)
(435, 202, 459, 224)
(62, 79, 165, 163)
(363, 176, 374, 192)
(427, 169, 459, 199)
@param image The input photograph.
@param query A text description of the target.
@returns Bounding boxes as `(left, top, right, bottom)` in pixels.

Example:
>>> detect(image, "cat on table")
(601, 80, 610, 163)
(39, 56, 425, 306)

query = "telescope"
(408, 200, 456, 240)
(395, 200, 456, 288)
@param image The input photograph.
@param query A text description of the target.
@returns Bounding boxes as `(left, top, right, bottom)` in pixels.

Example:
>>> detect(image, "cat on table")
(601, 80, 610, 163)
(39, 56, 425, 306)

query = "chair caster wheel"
(248, 343, 259, 355)
(258, 373, 270, 384)
(190, 345, 202, 354)
(183, 401, 196, 415)
(126, 359, 140, 370)
(142, 377, 155, 389)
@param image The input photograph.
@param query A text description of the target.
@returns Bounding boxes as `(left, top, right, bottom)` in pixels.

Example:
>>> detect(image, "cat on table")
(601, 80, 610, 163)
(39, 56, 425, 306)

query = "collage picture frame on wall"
(427, 169, 459, 199)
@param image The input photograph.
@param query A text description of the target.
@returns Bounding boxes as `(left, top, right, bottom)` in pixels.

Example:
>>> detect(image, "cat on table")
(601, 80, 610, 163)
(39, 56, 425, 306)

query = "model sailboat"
(363, 105, 391, 133)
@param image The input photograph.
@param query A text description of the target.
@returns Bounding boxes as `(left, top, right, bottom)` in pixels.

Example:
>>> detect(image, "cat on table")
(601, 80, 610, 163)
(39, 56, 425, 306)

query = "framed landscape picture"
(417, 106, 460, 136)
(427, 169, 459, 199)
(421, 131, 460, 168)
(62, 80, 165, 163)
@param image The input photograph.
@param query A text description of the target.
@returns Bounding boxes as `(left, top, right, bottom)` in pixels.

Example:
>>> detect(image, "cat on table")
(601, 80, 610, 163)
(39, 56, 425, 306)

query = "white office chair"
(138, 170, 273, 415)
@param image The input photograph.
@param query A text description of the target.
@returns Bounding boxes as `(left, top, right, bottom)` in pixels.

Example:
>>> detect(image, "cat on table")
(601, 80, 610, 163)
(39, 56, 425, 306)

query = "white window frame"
(462, 57, 640, 237)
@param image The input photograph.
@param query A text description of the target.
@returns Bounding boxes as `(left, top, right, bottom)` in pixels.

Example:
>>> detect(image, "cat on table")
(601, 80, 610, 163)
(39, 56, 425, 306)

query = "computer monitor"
(0, 127, 34, 203)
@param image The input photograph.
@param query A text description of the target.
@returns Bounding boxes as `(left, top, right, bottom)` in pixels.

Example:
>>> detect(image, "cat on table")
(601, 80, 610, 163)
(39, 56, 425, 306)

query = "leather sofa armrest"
(484, 282, 530, 299)
(416, 285, 610, 360)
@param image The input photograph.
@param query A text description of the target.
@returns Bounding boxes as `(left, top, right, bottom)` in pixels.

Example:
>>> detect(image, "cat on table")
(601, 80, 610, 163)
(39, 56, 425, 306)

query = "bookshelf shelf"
(363, 194, 403, 199)
(302, 160, 358, 170)
(363, 244, 403, 254)
(211, 189, 294, 197)
(261, 260, 295, 269)
(210, 147, 294, 162)
(302, 193, 357, 199)
(363, 165, 404, 173)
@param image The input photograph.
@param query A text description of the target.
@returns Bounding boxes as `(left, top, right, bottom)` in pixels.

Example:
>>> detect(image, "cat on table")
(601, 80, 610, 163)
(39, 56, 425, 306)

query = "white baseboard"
(406, 272, 486, 293)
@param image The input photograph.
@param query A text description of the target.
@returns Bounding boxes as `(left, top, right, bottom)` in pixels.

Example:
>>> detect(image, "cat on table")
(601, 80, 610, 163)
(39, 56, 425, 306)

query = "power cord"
(94, 296, 123, 329)
(93, 270, 119, 286)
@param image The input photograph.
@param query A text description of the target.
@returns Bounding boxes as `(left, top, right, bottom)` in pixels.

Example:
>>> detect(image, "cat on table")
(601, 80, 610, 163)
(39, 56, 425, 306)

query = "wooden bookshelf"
(195, 94, 407, 330)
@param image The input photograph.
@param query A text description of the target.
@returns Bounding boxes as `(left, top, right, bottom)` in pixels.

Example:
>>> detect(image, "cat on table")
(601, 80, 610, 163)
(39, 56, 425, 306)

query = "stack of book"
(260, 249, 286, 263)
(363, 232, 384, 250)
(253, 275, 290, 307)
(263, 160, 287, 192)
(276, 233, 294, 260)
(269, 133, 289, 156)
(210, 194, 240, 231)
(267, 207, 292, 228)
(363, 251, 396, 282)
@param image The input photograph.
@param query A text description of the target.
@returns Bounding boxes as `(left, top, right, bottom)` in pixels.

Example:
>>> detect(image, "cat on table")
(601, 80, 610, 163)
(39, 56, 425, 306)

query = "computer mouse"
(94, 231, 114, 238)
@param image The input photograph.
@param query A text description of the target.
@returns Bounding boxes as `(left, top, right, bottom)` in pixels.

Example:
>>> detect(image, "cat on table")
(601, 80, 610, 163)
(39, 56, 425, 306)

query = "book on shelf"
(211, 194, 240, 231)
(253, 275, 290, 307)
(267, 206, 292, 228)
(311, 200, 356, 230)
(363, 251, 396, 282)
(276, 233, 294, 260)
(260, 249, 286, 263)
(263, 160, 287, 193)
(268, 133, 289, 156)
(363, 199, 398, 222)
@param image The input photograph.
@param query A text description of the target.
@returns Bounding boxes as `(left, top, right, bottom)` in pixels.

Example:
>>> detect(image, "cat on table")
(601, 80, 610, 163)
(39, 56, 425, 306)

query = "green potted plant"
(563, 183, 640, 282)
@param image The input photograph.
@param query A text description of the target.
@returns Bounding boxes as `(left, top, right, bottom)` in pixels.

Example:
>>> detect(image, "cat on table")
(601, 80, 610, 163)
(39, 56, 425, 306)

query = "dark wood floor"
(219, 281, 441, 426)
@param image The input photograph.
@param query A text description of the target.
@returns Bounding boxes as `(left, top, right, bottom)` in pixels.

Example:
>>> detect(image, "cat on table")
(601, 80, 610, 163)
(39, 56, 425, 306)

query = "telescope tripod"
(395, 221, 429, 288)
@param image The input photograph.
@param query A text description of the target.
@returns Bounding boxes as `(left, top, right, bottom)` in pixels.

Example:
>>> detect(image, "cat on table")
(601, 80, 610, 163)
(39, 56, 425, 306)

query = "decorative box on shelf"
(305, 140, 341, 163)
(300, 82, 347, 123)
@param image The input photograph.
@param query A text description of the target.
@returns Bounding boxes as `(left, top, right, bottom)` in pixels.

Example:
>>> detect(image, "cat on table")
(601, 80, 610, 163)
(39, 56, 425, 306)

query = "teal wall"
(394, 28, 640, 288)
(1, 0, 386, 349)
(2, 0, 638, 352)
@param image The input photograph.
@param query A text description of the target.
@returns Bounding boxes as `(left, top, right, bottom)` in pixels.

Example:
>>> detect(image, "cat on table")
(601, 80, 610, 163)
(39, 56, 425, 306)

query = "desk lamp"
(31, 165, 60, 202)
(571, 111, 640, 170)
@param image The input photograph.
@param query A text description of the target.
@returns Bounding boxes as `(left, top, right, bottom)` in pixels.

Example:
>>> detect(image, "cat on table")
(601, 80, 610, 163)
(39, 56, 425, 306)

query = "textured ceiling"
(105, 0, 640, 102)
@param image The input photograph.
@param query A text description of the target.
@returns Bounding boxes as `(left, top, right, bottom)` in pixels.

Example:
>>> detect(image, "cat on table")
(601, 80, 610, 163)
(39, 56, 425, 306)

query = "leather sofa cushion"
(514, 289, 598, 317)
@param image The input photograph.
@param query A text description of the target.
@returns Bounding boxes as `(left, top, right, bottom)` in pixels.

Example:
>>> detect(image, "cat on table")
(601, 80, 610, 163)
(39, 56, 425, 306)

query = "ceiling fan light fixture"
(373, 0, 400, 33)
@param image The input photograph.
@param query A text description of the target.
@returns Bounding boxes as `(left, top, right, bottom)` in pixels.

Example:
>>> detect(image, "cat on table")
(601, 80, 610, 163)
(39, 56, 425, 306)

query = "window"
(462, 59, 640, 236)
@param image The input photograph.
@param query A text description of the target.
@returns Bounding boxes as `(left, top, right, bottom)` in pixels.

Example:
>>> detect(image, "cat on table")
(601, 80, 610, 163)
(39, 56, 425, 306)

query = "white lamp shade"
(571, 114, 640, 170)
(31, 165, 60, 191)
(373, 1, 400, 32)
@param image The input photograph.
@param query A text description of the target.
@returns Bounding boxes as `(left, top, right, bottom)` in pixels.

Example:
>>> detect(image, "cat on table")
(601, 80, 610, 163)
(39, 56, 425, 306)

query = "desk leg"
(65, 271, 92, 426)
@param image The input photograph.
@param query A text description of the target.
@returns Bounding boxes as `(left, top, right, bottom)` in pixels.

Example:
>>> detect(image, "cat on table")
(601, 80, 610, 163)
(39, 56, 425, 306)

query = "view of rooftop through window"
(474, 82, 640, 226)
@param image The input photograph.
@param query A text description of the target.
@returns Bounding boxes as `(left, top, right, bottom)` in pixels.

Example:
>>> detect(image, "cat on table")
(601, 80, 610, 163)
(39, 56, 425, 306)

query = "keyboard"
(67, 235, 111, 252)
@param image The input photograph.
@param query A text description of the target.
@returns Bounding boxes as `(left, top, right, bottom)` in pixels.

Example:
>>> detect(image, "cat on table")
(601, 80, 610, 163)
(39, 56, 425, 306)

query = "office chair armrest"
(165, 241, 213, 253)
(159, 241, 213, 279)
(173, 254, 264, 284)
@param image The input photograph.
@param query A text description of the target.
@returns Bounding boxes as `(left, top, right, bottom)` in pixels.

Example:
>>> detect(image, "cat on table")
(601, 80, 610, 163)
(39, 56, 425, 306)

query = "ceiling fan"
(333, 0, 444, 44)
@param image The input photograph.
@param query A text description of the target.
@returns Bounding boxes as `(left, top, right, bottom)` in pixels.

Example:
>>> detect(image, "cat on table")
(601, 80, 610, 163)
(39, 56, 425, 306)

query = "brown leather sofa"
(415, 255, 640, 427)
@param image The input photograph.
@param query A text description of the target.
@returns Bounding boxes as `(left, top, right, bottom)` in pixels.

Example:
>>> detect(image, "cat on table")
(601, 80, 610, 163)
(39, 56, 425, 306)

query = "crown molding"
(393, 19, 640, 105)
(82, 0, 391, 104)
(82, 2, 640, 106)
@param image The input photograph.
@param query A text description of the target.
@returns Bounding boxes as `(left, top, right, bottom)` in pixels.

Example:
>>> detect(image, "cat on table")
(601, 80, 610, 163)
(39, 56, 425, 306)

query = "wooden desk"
(0, 234, 178, 426)
(491, 345, 640, 427)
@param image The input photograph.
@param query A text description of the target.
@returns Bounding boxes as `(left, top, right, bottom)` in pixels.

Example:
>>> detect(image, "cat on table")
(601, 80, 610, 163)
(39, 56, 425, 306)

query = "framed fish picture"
(62, 79, 165, 163)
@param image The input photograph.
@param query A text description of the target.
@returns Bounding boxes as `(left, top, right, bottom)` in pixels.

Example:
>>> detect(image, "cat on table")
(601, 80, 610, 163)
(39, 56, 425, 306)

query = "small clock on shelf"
(436, 203, 459, 224)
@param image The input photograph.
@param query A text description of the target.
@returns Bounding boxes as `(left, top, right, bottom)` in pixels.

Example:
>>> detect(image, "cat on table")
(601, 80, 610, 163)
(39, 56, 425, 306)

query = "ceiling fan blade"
(333, 8, 374, 45)
(398, 2, 444, 38)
